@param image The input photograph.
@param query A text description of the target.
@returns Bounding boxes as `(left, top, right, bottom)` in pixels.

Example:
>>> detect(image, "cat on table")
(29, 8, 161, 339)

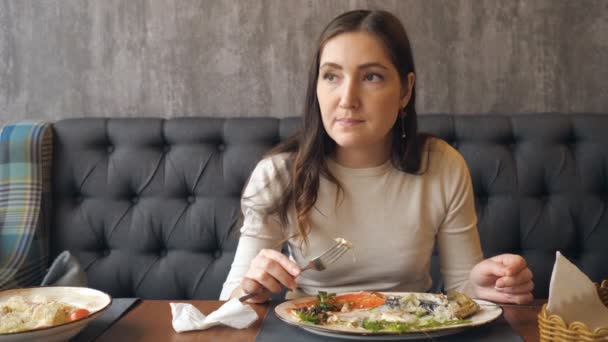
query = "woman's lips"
(336, 118, 365, 128)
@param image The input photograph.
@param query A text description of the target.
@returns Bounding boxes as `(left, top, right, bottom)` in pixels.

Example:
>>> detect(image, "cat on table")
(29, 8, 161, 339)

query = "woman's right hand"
(240, 249, 301, 303)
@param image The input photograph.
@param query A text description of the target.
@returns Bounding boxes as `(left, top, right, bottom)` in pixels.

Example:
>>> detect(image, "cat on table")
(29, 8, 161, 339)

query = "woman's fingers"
(469, 259, 509, 288)
(258, 249, 301, 276)
(240, 274, 266, 294)
(479, 260, 508, 278)
(262, 260, 298, 290)
(490, 254, 528, 276)
(495, 267, 533, 288)
(500, 291, 533, 305)
(470, 254, 535, 305)
(477, 288, 534, 305)
(242, 249, 301, 297)
(239, 278, 271, 303)
(495, 280, 534, 294)
(244, 268, 283, 293)
(246, 293, 270, 304)
(254, 249, 300, 289)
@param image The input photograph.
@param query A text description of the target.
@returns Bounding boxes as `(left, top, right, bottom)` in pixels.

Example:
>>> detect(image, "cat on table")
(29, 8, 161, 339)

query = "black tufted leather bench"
(49, 114, 608, 299)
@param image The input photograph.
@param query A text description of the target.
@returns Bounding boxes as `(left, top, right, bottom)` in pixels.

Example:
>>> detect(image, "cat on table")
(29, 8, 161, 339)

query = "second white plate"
(0, 286, 112, 342)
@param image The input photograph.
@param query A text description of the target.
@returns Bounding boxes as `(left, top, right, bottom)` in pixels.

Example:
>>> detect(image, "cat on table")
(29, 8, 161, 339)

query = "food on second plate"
(0, 295, 91, 333)
(290, 290, 480, 333)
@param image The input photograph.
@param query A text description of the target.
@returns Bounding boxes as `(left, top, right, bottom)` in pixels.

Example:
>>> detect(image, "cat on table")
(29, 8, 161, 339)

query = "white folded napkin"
(170, 298, 259, 333)
(547, 251, 608, 331)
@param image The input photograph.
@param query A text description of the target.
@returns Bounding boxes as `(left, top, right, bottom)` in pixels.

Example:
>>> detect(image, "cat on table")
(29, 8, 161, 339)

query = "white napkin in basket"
(170, 298, 259, 332)
(547, 251, 608, 331)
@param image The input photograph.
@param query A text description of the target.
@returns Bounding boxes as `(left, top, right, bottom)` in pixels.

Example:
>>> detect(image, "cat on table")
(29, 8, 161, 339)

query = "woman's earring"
(400, 108, 407, 139)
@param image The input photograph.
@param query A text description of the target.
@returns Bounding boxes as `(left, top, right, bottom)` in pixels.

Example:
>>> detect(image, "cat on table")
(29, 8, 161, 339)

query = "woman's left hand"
(469, 254, 534, 304)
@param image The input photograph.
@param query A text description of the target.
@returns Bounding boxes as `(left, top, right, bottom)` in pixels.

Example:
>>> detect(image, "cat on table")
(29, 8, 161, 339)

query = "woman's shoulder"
(243, 152, 293, 198)
(423, 136, 468, 171)
(254, 152, 293, 175)
(247, 152, 293, 187)
(425, 136, 459, 155)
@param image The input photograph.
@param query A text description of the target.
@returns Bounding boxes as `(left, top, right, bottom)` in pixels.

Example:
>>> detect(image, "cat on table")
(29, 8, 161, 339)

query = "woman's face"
(316, 31, 414, 157)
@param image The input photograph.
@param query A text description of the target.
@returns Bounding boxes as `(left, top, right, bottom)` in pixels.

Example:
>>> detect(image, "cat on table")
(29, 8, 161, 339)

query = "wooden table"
(97, 300, 545, 341)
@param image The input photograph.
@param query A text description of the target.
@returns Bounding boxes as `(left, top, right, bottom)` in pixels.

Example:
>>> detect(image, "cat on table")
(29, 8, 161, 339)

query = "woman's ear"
(400, 72, 416, 108)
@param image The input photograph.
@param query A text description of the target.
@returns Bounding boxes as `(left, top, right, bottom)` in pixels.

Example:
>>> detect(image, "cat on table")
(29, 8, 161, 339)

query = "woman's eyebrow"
(358, 62, 389, 70)
(319, 62, 342, 70)
(319, 62, 389, 70)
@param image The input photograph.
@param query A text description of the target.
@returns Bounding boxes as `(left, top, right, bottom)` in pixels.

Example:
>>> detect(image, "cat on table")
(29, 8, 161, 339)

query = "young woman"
(220, 9, 533, 305)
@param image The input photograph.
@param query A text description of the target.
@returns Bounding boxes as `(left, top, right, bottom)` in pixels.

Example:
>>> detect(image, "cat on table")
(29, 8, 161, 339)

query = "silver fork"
(238, 239, 351, 302)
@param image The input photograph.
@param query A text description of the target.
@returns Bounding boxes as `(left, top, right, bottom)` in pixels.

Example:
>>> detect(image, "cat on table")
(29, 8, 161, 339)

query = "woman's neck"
(333, 142, 391, 168)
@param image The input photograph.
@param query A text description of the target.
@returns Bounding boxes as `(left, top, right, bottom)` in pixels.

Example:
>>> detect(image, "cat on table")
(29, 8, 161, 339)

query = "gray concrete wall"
(1, 0, 607, 127)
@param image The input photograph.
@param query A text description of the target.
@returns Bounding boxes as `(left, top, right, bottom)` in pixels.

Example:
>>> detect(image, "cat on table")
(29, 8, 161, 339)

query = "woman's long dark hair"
(266, 10, 429, 246)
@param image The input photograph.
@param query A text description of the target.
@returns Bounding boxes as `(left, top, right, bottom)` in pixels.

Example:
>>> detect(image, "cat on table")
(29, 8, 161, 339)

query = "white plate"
(274, 292, 502, 340)
(0, 286, 112, 342)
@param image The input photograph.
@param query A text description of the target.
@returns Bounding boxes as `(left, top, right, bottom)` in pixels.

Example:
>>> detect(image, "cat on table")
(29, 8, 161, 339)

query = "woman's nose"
(338, 79, 359, 109)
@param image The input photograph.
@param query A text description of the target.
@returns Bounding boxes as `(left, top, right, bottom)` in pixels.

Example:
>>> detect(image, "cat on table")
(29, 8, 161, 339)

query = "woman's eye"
(322, 73, 338, 82)
(363, 73, 383, 82)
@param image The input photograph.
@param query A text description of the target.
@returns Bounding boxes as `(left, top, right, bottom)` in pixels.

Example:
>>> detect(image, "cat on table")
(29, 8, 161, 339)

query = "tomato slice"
(69, 308, 90, 321)
(336, 292, 386, 309)
(292, 292, 386, 312)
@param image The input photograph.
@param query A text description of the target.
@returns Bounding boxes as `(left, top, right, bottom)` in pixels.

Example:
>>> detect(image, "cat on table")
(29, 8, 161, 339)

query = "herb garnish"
(361, 319, 471, 332)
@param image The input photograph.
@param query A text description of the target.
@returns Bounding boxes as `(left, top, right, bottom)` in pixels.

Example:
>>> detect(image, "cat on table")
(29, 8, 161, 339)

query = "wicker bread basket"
(538, 280, 608, 341)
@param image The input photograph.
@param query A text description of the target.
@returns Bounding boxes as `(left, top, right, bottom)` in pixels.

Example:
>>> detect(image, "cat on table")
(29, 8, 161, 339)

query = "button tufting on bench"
(46, 115, 608, 300)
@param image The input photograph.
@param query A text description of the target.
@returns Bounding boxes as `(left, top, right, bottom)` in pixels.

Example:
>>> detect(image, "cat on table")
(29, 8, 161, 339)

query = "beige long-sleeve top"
(219, 138, 483, 300)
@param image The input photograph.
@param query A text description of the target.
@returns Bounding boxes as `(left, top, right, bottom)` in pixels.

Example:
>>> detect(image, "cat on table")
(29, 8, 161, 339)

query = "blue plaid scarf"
(0, 121, 52, 289)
